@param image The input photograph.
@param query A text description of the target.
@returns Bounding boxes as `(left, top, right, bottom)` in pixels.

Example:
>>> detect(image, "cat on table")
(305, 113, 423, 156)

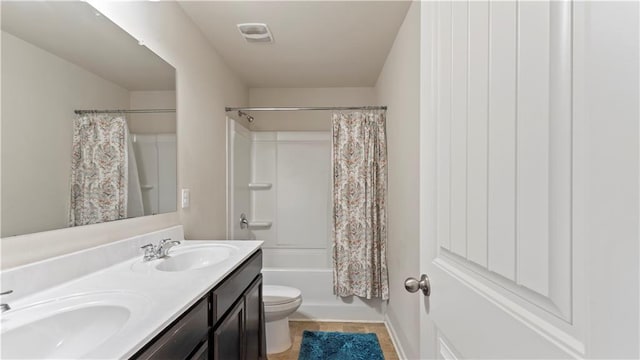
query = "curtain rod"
(74, 109, 176, 115)
(225, 106, 387, 112)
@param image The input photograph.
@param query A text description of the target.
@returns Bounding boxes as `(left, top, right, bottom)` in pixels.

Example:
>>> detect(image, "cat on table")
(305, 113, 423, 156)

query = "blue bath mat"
(298, 330, 384, 360)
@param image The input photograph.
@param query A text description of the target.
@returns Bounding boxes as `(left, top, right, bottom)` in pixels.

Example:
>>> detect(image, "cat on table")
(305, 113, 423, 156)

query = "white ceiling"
(179, 1, 412, 88)
(1, 2, 175, 91)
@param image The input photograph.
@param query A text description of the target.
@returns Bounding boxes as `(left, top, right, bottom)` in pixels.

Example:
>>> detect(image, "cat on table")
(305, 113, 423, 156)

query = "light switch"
(181, 188, 190, 209)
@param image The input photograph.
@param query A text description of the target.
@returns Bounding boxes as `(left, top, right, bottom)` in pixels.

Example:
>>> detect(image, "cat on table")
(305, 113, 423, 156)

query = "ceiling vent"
(237, 23, 274, 43)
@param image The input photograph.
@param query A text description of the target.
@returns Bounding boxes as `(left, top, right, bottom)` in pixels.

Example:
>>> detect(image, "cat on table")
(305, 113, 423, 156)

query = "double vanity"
(1, 226, 264, 359)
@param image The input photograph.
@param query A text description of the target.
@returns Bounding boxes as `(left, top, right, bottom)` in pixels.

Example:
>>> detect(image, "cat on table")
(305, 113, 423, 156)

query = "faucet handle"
(141, 243, 155, 251)
(0, 291, 11, 313)
(159, 238, 180, 245)
(140, 243, 157, 261)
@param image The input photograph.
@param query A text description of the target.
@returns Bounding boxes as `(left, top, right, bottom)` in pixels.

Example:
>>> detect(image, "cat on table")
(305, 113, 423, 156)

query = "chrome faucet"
(157, 238, 181, 258)
(140, 238, 181, 261)
(1, 290, 13, 312)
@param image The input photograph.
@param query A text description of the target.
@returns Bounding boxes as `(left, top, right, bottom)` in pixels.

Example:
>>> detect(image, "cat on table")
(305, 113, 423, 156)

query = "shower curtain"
(332, 110, 389, 300)
(69, 113, 129, 226)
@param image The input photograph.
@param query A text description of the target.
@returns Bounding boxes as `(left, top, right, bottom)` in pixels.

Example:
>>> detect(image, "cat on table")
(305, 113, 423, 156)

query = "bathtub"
(261, 267, 386, 322)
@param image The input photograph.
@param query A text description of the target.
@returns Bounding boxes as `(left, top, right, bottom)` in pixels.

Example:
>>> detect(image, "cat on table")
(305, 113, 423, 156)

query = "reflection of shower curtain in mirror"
(69, 113, 131, 226)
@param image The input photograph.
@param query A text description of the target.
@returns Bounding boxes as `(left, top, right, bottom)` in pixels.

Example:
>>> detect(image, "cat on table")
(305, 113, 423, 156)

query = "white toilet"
(263, 285, 302, 354)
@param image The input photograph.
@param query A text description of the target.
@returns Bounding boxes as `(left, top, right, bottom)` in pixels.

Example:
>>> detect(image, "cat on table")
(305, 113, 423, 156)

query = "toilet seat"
(263, 285, 301, 306)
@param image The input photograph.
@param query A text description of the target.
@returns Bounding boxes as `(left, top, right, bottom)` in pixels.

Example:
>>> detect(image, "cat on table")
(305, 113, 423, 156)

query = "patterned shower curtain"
(332, 111, 389, 300)
(69, 113, 128, 226)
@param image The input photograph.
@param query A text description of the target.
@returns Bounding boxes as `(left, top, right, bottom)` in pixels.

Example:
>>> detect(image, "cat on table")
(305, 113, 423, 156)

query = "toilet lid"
(263, 285, 301, 305)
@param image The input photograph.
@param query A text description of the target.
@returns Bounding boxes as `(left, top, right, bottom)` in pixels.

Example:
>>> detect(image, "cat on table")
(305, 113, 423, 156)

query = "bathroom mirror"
(1, 2, 177, 237)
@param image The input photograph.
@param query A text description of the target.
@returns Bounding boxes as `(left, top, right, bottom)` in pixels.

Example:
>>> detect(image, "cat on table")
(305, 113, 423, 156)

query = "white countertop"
(1, 232, 262, 359)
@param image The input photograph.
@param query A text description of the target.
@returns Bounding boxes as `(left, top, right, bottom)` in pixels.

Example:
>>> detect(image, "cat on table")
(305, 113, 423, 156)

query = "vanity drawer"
(135, 297, 209, 360)
(212, 250, 262, 324)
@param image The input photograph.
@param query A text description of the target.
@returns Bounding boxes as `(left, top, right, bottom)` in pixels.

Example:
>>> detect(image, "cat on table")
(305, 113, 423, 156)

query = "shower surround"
(228, 119, 385, 321)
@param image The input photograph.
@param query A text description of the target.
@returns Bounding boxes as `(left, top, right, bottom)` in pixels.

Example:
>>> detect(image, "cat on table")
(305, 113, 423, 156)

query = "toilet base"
(265, 317, 292, 354)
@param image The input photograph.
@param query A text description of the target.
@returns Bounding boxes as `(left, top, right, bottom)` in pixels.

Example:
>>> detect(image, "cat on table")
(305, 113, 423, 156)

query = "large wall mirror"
(1, 2, 177, 237)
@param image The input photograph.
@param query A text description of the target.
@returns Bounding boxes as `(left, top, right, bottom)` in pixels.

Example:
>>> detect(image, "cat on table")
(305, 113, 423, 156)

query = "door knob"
(404, 274, 431, 296)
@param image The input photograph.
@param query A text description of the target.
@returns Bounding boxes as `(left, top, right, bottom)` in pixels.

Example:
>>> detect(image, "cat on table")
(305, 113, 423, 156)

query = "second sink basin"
(156, 244, 237, 272)
(131, 243, 238, 273)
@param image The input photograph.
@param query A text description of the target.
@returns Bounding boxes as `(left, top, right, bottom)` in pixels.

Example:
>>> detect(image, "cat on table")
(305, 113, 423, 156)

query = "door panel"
(435, 0, 572, 318)
(435, 1, 452, 252)
(420, 1, 639, 358)
(449, 0, 468, 257)
(244, 276, 263, 360)
(466, 0, 490, 268)
(421, 1, 584, 358)
(213, 299, 245, 360)
(486, 0, 517, 282)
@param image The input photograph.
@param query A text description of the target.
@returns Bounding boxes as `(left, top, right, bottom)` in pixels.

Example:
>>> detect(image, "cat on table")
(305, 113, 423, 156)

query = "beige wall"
(128, 90, 177, 134)
(374, 2, 421, 358)
(248, 87, 376, 131)
(1, 31, 131, 238)
(1, 2, 248, 269)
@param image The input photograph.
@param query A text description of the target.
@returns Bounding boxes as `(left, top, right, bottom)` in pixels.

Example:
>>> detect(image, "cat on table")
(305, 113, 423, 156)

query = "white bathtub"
(261, 267, 386, 322)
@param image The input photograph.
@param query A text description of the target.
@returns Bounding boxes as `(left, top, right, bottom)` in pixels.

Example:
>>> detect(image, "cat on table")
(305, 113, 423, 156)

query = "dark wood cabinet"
(244, 276, 263, 360)
(212, 297, 245, 360)
(135, 298, 209, 360)
(210, 251, 264, 360)
(132, 250, 264, 360)
(189, 340, 209, 360)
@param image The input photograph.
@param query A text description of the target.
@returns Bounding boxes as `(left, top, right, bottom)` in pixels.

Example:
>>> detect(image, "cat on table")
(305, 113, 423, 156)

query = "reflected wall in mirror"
(1, 2, 177, 237)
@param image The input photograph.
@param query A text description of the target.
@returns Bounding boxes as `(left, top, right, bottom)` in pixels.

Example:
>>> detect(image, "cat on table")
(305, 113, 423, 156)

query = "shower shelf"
(248, 183, 272, 190)
(248, 221, 272, 229)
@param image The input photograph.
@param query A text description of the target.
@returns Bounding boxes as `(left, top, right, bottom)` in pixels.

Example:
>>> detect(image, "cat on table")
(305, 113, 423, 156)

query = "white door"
(417, 1, 639, 358)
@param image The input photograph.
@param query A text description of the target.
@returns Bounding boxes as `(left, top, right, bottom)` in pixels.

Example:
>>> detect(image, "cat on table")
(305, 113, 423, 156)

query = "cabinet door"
(244, 275, 263, 360)
(135, 298, 209, 360)
(212, 299, 244, 360)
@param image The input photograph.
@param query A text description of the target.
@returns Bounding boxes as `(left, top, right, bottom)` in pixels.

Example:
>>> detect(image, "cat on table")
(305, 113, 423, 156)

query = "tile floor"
(267, 321, 400, 360)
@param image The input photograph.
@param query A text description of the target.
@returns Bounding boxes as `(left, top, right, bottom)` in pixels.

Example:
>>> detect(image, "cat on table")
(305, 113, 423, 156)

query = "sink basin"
(130, 243, 238, 273)
(1, 291, 150, 359)
(156, 244, 237, 272)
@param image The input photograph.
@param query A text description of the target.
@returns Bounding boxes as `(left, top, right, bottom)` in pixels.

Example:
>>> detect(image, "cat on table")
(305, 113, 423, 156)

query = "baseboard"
(289, 318, 384, 324)
(384, 313, 408, 360)
(290, 303, 385, 322)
